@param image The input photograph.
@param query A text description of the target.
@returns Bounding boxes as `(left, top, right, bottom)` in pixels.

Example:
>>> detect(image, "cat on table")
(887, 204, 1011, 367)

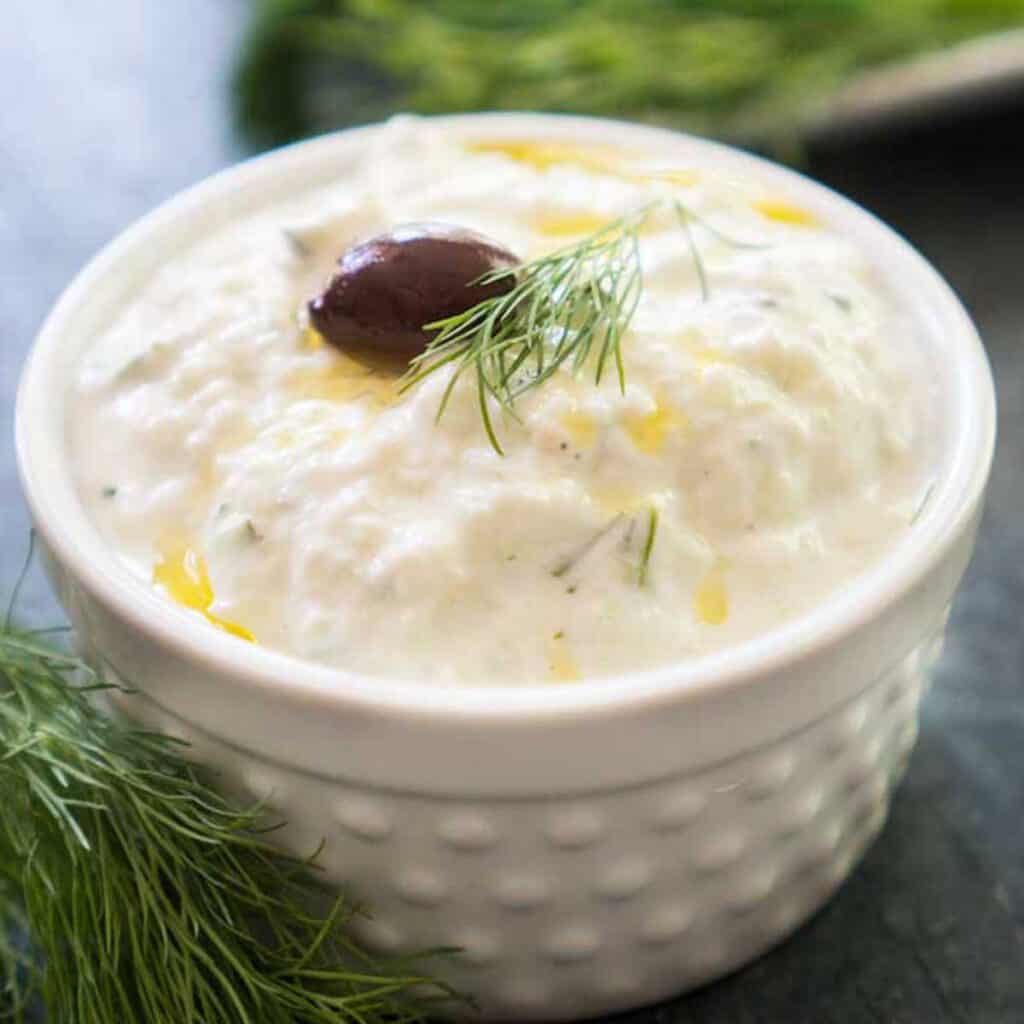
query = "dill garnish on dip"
(69, 116, 933, 685)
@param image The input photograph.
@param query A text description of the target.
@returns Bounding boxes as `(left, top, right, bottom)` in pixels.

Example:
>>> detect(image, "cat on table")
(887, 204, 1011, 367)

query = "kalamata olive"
(307, 224, 519, 362)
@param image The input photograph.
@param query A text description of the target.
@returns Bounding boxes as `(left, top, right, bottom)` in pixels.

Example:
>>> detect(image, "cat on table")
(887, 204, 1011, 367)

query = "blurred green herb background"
(235, 0, 1024, 153)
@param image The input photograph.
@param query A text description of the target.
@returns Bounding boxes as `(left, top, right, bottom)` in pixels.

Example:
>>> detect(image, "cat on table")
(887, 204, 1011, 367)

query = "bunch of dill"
(0, 566, 451, 1022)
(234, 0, 1024, 151)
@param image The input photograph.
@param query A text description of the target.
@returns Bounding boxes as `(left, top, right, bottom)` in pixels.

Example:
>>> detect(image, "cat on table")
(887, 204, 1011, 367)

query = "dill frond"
(0, 624, 455, 1023)
(401, 208, 648, 454)
(401, 200, 770, 453)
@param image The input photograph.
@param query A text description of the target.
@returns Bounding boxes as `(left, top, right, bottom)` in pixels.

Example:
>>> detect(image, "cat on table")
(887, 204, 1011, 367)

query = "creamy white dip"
(70, 117, 933, 685)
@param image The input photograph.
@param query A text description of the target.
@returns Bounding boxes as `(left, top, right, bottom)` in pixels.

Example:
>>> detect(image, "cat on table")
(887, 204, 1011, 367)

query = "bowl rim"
(15, 111, 996, 721)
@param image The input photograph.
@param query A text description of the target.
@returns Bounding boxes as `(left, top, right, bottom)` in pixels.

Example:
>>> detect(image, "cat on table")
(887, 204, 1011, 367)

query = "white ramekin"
(16, 114, 995, 1021)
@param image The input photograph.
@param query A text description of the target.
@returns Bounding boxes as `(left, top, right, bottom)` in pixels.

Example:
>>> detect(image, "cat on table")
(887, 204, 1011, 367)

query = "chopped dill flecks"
(281, 227, 311, 259)
(637, 506, 659, 586)
(911, 480, 937, 525)
(552, 514, 628, 579)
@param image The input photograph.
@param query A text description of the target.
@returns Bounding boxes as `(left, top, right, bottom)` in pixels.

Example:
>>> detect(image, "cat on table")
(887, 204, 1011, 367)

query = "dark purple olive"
(307, 224, 519, 362)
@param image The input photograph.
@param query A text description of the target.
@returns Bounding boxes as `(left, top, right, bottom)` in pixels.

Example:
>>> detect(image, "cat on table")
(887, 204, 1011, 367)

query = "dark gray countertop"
(3, 2, 1022, 1021)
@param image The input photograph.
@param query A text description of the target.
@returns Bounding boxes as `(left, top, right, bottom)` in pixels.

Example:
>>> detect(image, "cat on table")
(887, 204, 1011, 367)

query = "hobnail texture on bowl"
(93, 627, 940, 1021)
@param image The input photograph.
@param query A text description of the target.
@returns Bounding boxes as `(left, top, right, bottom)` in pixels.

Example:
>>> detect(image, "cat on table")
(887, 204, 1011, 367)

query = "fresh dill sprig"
(401, 201, 771, 452)
(400, 209, 648, 454)
(0, 574, 455, 1022)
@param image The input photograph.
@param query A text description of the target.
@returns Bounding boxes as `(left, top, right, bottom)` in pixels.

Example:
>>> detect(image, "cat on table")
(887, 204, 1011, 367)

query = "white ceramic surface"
(16, 114, 995, 1021)
(825, 29, 1024, 134)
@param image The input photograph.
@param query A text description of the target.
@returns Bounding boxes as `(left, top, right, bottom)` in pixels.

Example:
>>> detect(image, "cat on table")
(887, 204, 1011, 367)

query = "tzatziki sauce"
(70, 116, 935, 685)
